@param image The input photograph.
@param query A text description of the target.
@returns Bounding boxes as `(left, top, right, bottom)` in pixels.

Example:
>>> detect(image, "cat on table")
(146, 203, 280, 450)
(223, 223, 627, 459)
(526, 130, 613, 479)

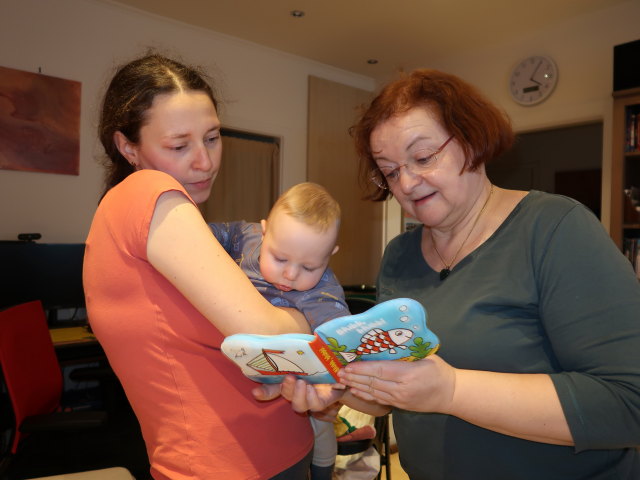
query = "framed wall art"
(0, 65, 81, 176)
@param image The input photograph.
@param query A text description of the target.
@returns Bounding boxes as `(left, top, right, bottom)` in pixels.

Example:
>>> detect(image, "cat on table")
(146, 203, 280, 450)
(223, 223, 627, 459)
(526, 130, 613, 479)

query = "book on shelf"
(626, 106, 640, 153)
(221, 297, 440, 384)
(624, 187, 640, 224)
(623, 237, 640, 279)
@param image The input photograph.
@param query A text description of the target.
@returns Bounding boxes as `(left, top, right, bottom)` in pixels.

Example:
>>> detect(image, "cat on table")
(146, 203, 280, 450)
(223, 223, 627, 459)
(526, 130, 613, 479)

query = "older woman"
(331, 70, 640, 479)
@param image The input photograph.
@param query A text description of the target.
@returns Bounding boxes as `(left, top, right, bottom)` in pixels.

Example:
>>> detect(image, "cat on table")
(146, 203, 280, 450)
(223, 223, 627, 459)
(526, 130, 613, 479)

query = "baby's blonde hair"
(268, 182, 341, 233)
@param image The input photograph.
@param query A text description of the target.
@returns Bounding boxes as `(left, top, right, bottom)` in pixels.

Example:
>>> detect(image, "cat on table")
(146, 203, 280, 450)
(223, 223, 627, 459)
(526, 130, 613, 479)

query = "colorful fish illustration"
(339, 328, 414, 363)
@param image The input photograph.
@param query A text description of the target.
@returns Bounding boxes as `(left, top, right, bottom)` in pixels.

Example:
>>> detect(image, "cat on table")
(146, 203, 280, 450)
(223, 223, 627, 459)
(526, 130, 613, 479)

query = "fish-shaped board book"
(221, 298, 440, 384)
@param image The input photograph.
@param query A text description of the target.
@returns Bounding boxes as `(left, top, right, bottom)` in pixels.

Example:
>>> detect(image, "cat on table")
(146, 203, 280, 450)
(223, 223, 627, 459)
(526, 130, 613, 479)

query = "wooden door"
(202, 131, 279, 223)
(307, 76, 381, 286)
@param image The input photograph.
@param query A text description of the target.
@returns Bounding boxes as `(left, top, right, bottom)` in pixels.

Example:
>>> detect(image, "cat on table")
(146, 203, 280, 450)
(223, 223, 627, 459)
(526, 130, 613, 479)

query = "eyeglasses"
(369, 135, 455, 189)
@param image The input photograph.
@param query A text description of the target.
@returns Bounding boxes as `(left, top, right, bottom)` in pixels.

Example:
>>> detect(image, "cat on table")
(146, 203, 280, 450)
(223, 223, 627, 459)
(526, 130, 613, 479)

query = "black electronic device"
(613, 39, 640, 92)
(17, 233, 42, 242)
(0, 242, 86, 324)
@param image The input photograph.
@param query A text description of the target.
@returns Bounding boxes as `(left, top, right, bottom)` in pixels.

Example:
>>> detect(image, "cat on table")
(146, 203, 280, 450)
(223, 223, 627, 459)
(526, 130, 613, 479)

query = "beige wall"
(0, 0, 374, 243)
(1, 0, 639, 245)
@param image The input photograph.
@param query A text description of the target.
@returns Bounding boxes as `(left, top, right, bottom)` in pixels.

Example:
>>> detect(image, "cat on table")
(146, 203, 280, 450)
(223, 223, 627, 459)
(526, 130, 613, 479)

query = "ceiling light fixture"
(290, 10, 305, 18)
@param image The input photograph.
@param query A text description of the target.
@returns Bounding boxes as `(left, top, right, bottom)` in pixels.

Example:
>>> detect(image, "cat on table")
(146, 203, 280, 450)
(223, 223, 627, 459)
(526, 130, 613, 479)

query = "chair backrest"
(0, 301, 63, 453)
(345, 296, 377, 315)
(336, 413, 391, 480)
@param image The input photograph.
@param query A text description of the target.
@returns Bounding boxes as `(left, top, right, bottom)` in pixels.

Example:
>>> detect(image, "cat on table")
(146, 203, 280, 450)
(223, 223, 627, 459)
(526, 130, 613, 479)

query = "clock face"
(509, 55, 558, 106)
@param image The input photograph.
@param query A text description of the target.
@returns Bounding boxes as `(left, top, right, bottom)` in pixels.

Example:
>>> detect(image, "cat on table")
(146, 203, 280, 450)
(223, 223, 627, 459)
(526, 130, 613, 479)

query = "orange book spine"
(309, 334, 342, 381)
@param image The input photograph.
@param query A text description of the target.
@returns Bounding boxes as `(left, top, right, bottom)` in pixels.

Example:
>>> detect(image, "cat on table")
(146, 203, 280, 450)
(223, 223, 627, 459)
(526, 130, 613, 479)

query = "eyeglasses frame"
(369, 134, 455, 190)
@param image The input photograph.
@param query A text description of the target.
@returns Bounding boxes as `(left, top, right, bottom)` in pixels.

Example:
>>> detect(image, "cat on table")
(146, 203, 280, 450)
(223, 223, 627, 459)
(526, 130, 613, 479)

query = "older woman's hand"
(338, 355, 456, 413)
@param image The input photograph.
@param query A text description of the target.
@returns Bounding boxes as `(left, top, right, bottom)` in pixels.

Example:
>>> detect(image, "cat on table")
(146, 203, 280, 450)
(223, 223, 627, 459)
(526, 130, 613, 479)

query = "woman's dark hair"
(98, 52, 218, 197)
(351, 69, 514, 201)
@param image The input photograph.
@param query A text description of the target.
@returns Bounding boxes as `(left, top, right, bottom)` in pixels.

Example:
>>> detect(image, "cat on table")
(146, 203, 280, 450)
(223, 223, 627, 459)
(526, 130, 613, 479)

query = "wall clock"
(509, 55, 558, 106)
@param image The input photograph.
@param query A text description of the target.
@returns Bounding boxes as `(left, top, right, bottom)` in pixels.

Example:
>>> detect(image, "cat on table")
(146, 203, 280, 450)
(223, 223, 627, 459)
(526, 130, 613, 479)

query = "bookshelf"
(610, 87, 640, 274)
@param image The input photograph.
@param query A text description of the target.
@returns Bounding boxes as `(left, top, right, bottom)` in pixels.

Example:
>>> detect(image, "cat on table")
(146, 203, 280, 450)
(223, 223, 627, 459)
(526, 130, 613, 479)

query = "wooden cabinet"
(610, 87, 640, 273)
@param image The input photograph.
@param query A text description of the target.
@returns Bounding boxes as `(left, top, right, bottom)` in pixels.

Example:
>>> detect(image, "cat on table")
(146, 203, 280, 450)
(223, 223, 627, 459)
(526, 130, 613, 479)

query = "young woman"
(83, 53, 314, 480)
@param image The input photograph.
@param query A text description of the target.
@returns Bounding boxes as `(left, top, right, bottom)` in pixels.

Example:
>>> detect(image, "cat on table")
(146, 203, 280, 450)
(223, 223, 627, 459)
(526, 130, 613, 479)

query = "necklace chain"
(431, 184, 494, 280)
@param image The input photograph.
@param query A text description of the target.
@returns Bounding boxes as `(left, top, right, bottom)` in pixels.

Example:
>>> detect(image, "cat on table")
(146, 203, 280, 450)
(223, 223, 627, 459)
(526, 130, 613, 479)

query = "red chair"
(0, 301, 105, 467)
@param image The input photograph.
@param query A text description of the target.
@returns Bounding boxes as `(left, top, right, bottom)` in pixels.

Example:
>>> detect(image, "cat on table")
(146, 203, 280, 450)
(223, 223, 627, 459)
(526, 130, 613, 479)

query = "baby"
(209, 182, 349, 479)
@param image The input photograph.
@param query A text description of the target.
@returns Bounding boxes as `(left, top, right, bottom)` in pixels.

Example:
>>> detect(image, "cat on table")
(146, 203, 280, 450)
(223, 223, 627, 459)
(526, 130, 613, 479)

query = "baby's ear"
(331, 245, 340, 256)
(260, 219, 267, 236)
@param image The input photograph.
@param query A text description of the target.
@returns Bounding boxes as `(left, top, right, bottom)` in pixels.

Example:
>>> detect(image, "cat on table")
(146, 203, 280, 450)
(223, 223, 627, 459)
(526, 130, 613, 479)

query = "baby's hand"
(281, 376, 346, 414)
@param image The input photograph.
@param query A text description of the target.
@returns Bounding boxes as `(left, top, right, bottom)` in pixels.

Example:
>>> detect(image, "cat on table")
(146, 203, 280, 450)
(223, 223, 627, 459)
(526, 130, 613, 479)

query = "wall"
(383, 0, 640, 243)
(0, 0, 375, 243)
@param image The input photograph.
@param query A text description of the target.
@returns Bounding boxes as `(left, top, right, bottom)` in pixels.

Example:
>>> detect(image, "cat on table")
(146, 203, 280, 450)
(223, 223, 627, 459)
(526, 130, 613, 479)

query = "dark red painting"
(0, 66, 81, 175)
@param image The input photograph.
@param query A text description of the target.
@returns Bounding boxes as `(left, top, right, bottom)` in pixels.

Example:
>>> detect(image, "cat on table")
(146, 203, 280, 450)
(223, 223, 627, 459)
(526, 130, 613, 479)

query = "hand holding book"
(221, 298, 440, 384)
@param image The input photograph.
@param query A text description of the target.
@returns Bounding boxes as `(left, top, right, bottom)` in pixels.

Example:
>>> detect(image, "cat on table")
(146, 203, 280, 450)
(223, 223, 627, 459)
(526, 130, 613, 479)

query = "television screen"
(0, 242, 86, 320)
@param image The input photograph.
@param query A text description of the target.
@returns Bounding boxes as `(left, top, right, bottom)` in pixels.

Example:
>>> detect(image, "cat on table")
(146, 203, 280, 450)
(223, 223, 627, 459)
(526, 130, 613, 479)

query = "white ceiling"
(109, 0, 628, 81)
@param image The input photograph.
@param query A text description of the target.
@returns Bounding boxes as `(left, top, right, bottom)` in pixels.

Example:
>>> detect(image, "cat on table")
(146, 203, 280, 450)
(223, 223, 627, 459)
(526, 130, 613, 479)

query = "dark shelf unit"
(611, 87, 640, 274)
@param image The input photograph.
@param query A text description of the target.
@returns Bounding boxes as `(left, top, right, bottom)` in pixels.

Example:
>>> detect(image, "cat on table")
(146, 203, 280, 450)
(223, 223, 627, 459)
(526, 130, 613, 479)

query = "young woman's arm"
(147, 190, 310, 335)
(253, 376, 391, 419)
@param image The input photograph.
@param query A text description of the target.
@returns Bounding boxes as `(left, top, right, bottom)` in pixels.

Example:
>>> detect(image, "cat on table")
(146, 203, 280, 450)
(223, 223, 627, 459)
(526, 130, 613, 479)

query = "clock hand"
(529, 61, 542, 85)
